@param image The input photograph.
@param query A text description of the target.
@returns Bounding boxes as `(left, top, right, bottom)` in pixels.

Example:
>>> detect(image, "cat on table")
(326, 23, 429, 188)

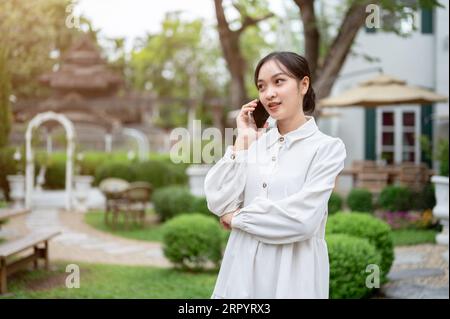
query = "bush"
(347, 188, 373, 213)
(94, 162, 138, 185)
(327, 234, 381, 299)
(327, 212, 394, 283)
(43, 157, 66, 189)
(412, 183, 436, 211)
(378, 186, 413, 212)
(162, 214, 222, 270)
(437, 139, 449, 177)
(328, 193, 343, 215)
(153, 186, 194, 221)
(134, 161, 187, 189)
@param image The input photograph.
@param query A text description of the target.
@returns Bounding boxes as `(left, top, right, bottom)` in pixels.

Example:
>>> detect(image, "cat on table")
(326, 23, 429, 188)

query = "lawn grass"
(392, 229, 438, 246)
(2, 261, 218, 299)
(84, 211, 166, 242)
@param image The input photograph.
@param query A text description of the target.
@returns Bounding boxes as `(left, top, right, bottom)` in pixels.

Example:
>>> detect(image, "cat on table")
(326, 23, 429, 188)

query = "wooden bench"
(0, 230, 60, 294)
(0, 208, 30, 223)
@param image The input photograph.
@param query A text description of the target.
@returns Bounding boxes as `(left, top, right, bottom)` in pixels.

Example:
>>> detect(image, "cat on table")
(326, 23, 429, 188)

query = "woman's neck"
(277, 112, 308, 136)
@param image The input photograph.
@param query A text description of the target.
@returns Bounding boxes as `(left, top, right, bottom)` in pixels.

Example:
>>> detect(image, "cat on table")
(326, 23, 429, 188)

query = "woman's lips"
(268, 102, 281, 112)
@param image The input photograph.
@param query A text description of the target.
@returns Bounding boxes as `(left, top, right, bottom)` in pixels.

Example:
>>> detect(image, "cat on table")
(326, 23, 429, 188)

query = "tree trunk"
(295, 0, 372, 102)
(214, 0, 248, 108)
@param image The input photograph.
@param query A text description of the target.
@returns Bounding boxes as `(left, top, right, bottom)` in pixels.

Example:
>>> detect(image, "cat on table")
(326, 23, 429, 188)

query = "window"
(376, 106, 421, 164)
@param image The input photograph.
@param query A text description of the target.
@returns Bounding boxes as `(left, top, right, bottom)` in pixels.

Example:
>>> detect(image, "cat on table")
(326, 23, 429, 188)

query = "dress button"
(279, 137, 285, 142)
(230, 154, 236, 160)
(262, 182, 267, 188)
(272, 156, 276, 161)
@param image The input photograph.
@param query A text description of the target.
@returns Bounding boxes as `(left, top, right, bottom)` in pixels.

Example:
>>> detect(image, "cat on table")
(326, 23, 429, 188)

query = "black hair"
(254, 51, 315, 115)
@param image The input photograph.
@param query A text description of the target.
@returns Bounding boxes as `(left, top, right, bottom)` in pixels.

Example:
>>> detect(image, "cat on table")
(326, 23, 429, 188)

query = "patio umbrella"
(319, 73, 448, 107)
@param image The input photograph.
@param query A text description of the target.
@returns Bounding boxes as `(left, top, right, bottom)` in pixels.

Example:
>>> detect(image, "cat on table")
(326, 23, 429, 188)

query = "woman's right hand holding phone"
(234, 99, 268, 151)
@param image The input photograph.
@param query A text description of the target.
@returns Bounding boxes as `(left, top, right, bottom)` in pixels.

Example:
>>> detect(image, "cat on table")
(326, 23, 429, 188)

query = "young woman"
(204, 51, 346, 299)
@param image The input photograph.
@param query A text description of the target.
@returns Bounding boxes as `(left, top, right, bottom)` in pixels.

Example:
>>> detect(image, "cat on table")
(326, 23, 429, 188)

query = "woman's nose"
(264, 86, 277, 100)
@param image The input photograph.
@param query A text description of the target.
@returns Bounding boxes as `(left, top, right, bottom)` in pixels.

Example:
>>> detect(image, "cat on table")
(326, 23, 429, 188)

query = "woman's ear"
(301, 76, 310, 95)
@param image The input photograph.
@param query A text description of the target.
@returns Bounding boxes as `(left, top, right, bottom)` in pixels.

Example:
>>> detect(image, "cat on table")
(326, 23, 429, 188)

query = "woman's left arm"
(231, 138, 347, 244)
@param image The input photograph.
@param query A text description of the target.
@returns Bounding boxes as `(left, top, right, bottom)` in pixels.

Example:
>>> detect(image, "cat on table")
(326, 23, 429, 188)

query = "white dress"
(204, 116, 347, 299)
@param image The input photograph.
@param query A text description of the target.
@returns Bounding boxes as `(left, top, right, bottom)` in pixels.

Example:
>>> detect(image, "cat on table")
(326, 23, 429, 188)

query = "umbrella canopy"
(319, 74, 448, 107)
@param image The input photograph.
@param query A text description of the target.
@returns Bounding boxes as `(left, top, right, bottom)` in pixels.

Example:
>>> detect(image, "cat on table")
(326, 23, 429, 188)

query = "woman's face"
(257, 59, 309, 121)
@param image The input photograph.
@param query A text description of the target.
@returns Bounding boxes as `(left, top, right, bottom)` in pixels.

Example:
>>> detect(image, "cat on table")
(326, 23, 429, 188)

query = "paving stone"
(388, 268, 446, 281)
(393, 251, 425, 265)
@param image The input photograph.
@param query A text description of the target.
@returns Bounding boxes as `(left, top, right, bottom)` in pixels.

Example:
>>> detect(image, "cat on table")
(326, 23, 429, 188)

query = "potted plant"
(430, 139, 449, 246)
(185, 139, 219, 197)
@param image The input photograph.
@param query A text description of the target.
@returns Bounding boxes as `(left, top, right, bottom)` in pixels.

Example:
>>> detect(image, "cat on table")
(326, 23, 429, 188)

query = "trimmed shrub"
(328, 193, 343, 215)
(94, 162, 138, 185)
(162, 213, 222, 270)
(153, 186, 194, 221)
(327, 234, 381, 299)
(347, 188, 373, 213)
(378, 186, 413, 212)
(327, 212, 394, 283)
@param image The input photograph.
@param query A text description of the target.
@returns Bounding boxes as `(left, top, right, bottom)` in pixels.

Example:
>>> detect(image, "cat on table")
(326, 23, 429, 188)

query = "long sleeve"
(231, 138, 347, 244)
(204, 145, 249, 217)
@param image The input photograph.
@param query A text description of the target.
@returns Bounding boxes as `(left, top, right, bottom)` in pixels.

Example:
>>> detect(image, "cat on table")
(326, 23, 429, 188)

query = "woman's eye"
(275, 79, 284, 85)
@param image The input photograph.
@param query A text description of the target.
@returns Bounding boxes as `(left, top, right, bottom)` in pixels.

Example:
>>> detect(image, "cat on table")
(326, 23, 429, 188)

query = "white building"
(318, 3, 449, 195)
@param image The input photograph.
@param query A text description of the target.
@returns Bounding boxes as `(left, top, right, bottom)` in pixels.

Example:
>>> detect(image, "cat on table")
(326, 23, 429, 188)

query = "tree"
(130, 12, 226, 130)
(0, 46, 12, 147)
(0, 0, 93, 98)
(214, 0, 274, 108)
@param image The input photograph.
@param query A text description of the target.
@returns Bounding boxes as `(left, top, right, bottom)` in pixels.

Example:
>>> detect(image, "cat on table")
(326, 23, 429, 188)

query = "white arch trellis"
(25, 112, 75, 211)
(122, 128, 149, 161)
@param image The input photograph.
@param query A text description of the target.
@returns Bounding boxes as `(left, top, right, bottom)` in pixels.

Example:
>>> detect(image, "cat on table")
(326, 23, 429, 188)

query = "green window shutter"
(421, 8, 434, 34)
(421, 104, 434, 167)
(365, 109, 376, 160)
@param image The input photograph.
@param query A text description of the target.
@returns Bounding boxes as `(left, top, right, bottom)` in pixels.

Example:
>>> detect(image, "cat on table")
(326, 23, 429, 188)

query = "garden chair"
(110, 182, 153, 230)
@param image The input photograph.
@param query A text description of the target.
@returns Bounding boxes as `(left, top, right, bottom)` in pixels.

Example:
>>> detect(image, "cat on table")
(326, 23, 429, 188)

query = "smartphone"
(251, 100, 270, 128)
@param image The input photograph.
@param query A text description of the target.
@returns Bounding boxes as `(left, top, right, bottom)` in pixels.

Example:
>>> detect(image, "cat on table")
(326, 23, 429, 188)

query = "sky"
(75, 0, 290, 53)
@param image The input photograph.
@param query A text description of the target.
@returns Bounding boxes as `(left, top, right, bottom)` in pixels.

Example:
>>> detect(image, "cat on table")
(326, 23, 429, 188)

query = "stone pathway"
(1, 206, 171, 267)
(381, 244, 449, 299)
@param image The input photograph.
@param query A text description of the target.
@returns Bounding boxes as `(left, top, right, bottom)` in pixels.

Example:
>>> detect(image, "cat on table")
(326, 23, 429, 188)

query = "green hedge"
(152, 186, 194, 221)
(152, 186, 212, 221)
(327, 234, 381, 299)
(162, 214, 222, 270)
(328, 193, 343, 215)
(327, 212, 394, 283)
(347, 188, 373, 213)
(378, 186, 413, 212)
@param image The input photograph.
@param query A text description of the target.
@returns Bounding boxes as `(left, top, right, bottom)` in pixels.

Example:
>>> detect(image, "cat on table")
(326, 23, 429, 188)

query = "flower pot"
(74, 175, 94, 213)
(186, 164, 213, 197)
(431, 175, 449, 246)
(7, 174, 25, 209)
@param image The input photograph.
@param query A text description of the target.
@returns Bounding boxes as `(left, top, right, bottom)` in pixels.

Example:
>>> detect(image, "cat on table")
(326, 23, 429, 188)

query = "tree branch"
(236, 12, 275, 35)
(314, 0, 372, 100)
(293, 0, 320, 82)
